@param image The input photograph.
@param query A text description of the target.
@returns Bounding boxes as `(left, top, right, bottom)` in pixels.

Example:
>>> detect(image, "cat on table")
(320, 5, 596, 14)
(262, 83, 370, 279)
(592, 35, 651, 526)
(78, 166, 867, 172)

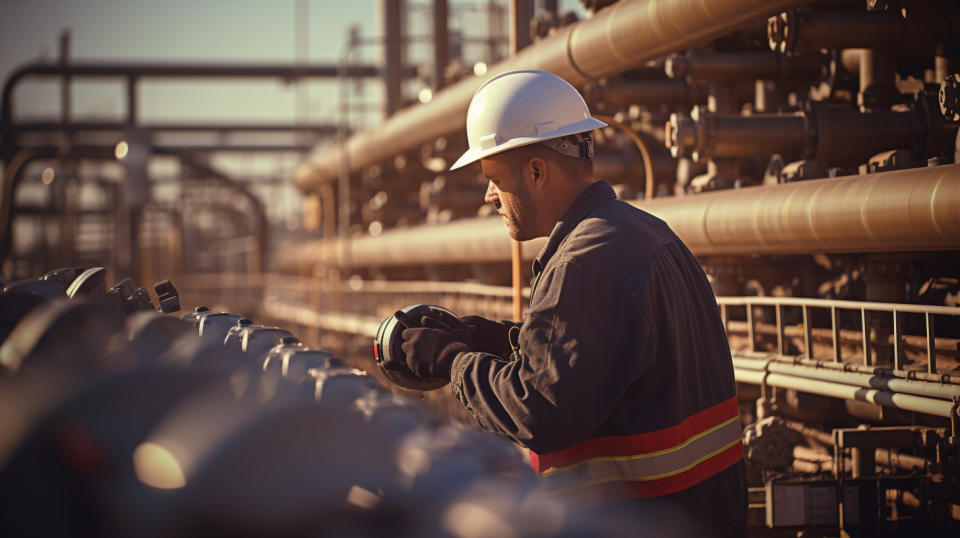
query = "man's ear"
(528, 158, 547, 189)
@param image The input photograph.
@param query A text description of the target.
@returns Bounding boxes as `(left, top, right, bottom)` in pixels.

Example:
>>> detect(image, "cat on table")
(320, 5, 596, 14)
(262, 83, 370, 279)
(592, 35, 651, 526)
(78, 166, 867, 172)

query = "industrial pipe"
(584, 80, 692, 107)
(276, 163, 960, 272)
(666, 104, 916, 165)
(594, 114, 656, 200)
(733, 368, 955, 418)
(667, 111, 809, 160)
(296, 0, 815, 191)
(768, 10, 958, 55)
(664, 51, 823, 82)
(0, 61, 400, 160)
(732, 357, 960, 401)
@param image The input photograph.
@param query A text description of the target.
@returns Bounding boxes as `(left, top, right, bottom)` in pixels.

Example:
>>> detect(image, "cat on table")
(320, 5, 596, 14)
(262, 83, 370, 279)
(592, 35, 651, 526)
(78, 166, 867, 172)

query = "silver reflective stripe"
(540, 416, 742, 492)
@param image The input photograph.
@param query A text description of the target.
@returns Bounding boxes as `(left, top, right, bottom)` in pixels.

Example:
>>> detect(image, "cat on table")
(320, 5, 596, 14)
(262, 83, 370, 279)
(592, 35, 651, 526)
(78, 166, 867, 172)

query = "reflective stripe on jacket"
(529, 396, 743, 499)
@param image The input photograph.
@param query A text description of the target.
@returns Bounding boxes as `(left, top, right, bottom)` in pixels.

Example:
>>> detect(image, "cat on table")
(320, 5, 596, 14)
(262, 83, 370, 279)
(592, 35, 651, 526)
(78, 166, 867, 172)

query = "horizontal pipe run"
(769, 10, 957, 55)
(296, 0, 814, 191)
(706, 114, 808, 158)
(1, 62, 398, 134)
(585, 80, 691, 107)
(732, 357, 960, 401)
(13, 122, 341, 134)
(665, 51, 823, 82)
(276, 163, 960, 272)
(733, 369, 955, 418)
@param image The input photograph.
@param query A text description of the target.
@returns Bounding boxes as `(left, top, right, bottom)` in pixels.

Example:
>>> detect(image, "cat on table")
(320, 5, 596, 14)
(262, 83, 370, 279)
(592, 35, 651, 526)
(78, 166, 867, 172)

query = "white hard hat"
(449, 68, 606, 170)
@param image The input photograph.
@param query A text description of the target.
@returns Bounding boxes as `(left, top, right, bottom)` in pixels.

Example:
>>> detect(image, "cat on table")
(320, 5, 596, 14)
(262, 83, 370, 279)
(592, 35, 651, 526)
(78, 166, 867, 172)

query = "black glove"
(459, 315, 515, 358)
(395, 310, 468, 380)
(416, 310, 516, 358)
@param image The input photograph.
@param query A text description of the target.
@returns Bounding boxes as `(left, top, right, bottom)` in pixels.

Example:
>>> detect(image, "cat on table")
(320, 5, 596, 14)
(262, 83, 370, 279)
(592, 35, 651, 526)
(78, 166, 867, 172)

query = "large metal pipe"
(733, 368, 955, 419)
(733, 357, 960, 401)
(295, 0, 814, 191)
(667, 112, 809, 160)
(276, 163, 960, 272)
(584, 80, 692, 107)
(667, 104, 916, 165)
(768, 10, 959, 55)
(664, 51, 823, 83)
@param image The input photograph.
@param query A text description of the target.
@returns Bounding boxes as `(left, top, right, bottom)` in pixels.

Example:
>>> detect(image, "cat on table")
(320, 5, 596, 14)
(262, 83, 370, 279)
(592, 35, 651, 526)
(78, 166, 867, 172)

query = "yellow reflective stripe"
(544, 437, 743, 496)
(540, 414, 740, 476)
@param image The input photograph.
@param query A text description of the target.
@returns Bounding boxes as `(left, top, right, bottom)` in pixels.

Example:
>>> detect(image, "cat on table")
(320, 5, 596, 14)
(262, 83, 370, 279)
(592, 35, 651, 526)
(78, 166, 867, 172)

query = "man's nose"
(484, 181, 500, 205)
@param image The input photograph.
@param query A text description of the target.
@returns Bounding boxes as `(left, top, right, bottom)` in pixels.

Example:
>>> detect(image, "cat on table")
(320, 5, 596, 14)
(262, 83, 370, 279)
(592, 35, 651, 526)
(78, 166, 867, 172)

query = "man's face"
(480, 153, 538, 241)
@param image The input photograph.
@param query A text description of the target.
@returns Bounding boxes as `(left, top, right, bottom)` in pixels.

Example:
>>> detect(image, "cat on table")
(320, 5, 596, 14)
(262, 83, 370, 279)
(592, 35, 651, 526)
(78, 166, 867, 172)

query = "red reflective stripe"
(555, 440, 743, 503)
(530, 396, 739, 473)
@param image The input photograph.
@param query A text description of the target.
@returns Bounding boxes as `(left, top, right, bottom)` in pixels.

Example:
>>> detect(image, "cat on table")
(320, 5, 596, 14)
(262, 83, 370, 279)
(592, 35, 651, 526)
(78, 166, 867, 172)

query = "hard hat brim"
(449, 117, 607, 171)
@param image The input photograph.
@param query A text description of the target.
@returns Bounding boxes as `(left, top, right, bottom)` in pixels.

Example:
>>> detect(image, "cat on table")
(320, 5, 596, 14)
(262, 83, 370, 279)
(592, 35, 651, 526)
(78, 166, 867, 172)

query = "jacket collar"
(532, 180, 616, 276)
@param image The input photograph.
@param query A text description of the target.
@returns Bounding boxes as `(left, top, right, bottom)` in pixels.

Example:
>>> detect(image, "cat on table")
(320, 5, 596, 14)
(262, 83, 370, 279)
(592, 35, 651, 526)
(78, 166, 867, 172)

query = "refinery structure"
(1, 0, 959, 536)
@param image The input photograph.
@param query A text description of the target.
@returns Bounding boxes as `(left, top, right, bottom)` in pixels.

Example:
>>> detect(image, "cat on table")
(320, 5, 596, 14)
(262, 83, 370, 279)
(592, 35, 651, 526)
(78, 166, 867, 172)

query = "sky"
(1, 0, 380, 127)
(0, 0, 585, 225)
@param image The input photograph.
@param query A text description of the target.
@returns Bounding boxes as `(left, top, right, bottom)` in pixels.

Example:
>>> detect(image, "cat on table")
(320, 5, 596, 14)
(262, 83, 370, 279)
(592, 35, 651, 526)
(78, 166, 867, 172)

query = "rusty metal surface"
(295, 0, 814, 192)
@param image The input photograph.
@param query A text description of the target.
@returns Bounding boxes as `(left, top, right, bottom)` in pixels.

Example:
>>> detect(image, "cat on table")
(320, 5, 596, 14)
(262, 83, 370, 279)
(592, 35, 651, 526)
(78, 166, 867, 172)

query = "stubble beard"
(504, 181, 536, 241)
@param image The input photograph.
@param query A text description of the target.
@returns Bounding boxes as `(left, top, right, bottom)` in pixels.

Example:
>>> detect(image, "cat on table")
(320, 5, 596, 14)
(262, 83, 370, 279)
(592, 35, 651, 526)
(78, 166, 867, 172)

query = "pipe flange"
(940, 73, 960, 122)
(767, 11, 798, 56)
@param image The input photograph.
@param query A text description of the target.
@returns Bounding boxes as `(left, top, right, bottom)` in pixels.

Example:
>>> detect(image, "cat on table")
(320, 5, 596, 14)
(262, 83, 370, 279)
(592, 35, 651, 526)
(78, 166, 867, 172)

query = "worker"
(396, 69, 746, 536)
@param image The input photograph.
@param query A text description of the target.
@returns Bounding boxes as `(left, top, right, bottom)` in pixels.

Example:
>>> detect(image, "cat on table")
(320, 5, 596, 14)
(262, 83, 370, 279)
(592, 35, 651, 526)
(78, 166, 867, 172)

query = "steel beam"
(296, 0, 815, 191)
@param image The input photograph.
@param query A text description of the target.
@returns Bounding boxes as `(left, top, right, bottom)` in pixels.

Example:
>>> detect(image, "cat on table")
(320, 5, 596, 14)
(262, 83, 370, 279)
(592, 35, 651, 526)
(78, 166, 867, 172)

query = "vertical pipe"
(126, 75, 138, 127)
(509, 0, 533, 54)
(59, 31, 71, 129)
(925, 312, 936, 374)
(832, 306, 841, 362)
(746, 305, 755, 353)
(486, 1, 504, 62)
(934, 48, 951, 83)
(803, 305, 812, 359)
(508, 0, 531, 322)
(433, 0, 449, 91)
(775, 304, 783, 356)
(382, 0, 404, 117)
(58, 31, 73, 269)
(862, 308, 872, 367)
(892, 310, 904, 371)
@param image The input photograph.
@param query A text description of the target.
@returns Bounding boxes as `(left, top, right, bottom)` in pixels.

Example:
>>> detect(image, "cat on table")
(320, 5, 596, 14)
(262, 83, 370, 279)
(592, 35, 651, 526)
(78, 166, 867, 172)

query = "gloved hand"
(416, 310, 516, 358)
(459, 315, 515, 358)
(395, 310, 469, 380)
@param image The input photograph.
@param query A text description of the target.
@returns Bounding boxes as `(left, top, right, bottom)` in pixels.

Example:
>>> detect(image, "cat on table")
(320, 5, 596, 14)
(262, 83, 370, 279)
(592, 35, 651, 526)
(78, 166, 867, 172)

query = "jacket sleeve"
(450, 259, 657, 454)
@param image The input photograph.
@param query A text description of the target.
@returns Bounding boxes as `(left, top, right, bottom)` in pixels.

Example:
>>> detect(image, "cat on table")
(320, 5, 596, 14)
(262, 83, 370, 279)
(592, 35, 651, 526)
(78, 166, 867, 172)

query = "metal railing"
(717, 296, 960, 375)
(180, 273, 960, 377)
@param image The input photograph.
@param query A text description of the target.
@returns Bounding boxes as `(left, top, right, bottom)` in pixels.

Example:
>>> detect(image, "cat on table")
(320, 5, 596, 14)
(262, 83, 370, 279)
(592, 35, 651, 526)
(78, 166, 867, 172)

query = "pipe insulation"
(277, 164, 960, 271)
(294, 0, 814, 192)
